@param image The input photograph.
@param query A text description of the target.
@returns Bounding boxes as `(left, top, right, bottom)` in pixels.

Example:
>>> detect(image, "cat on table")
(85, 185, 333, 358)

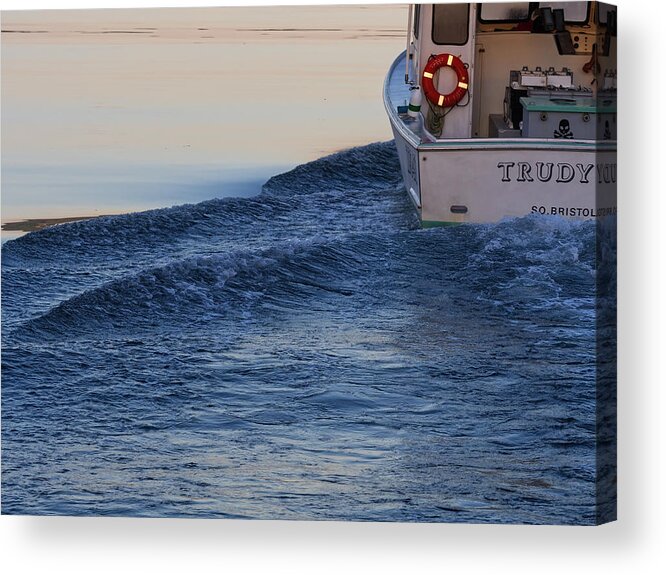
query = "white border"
(1, 1, 664, 574)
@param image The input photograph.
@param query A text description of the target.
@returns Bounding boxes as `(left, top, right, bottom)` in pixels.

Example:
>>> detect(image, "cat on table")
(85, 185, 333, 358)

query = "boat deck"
(384, 51, 616, 152)
(383, 51, 423, 147)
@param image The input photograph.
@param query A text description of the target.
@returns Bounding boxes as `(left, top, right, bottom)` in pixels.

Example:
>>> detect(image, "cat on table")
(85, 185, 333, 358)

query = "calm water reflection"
(1, 5, 406, 226)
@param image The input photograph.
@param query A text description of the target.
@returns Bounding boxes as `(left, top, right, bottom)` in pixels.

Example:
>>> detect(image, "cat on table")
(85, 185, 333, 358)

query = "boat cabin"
(403, 2, 617, 141)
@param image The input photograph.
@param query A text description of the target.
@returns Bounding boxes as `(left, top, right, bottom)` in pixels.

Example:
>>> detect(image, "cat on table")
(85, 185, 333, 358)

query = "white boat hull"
(390, 126, 617, 225)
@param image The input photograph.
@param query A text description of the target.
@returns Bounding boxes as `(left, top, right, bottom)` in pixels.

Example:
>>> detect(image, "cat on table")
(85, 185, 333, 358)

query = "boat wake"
(1, 141, 612, 524)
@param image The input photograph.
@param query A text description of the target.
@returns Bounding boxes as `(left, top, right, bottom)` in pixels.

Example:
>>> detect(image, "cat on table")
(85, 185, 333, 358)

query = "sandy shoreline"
(1, 215, 103, 233)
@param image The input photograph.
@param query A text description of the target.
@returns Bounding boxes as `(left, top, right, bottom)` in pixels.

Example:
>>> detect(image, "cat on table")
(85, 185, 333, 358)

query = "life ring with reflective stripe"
(421, 53, 469, 108)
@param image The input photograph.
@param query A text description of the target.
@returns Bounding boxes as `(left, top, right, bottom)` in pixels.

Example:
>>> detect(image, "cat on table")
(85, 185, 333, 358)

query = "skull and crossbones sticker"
(554, 119, 574, 139)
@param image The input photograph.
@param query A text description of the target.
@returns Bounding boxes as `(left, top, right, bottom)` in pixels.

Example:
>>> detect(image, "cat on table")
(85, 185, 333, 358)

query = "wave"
(12, 235, 376, 340)
(11, 216, 601, 343)
(459, 215, 598, 316)
(2, 142, 407, 267)
(1, 142, 411, 331)
(263, 141, 404, 198)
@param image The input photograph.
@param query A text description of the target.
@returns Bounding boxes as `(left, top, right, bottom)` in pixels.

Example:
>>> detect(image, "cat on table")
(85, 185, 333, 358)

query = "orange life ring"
(421, 53, 469, 108)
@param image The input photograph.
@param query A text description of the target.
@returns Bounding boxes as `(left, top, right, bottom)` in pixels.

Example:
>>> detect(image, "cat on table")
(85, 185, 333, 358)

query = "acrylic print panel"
(1, 2, 616, 525)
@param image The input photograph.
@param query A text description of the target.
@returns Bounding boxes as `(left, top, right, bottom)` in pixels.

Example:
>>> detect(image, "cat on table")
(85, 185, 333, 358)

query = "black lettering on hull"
(499, 161, 616, 184)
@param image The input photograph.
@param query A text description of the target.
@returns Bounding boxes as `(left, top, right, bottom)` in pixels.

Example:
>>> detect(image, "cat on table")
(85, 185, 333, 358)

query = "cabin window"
(432, 3, 470, 45)
(413, 4, 420, 39)
(479, 2, 591, 25)
(597, 3, 614, 24)
(479, 3, 531, 23)
(539, 2, 590, 24)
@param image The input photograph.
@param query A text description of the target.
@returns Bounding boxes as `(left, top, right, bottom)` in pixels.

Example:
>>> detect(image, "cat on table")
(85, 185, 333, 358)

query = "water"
(1, 142, 610, 524)
(1, 5, 406, 225)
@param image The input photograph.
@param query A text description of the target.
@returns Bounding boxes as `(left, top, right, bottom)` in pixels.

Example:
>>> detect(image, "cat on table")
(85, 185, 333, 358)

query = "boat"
(384, 2, 617, 226)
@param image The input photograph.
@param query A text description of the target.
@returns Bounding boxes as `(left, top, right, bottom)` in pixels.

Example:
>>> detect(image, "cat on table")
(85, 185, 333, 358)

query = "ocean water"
(1, 142, 614, 524)
(1, 5, 406, 224)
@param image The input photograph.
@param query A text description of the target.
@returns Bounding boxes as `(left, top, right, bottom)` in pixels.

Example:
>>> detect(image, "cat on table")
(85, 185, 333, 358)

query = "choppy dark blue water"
(2, 142, 610, 523)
